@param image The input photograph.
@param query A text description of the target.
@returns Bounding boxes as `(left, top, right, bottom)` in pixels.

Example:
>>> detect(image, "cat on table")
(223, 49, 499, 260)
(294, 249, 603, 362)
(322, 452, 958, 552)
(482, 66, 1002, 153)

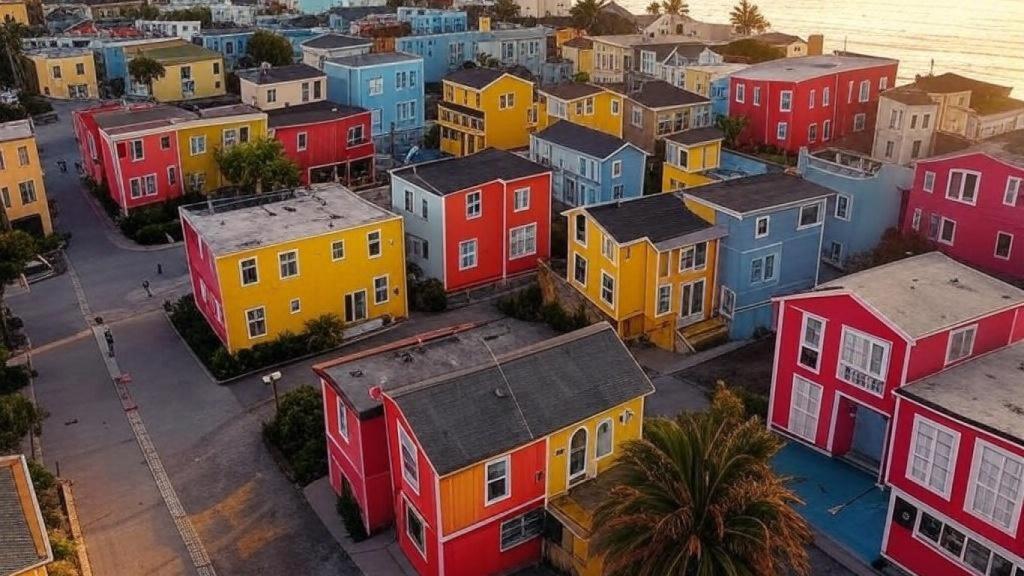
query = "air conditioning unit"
(892, 497, 917, 530)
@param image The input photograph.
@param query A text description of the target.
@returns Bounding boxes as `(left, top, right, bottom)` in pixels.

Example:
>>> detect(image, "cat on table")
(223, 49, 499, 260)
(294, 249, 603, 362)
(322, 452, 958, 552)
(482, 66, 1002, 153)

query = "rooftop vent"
(349, 369, 363, 377)
(493, 387, 507, 398)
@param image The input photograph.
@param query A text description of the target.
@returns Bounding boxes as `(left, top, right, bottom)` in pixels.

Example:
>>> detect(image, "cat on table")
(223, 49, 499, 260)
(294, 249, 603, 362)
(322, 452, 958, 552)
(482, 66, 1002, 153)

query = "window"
(789, 376, 821, 441)
(611, 99, 620, 115)
(129, 139, 144, 161)
(297, 132, 308, 151)
(336, 398, 348, 440)
(344, 291, 367, 322)
(0, 187, 8, 208)
(573, 253, 587, 285)
(459, 239, 477, 270)
(928, 214, 941, 240)
(267, 88, 277, 103)
(484, 457, 509, 505)
(777, 122, 788, 140)
(823, 119, 832, 141)
(916, 511, 1020, 576)
(946, 170, 980, 204)
(290, 298, 301, 314)
(367, 230, 381, 257)
(656, 284, 671, 315)
(513, 187, 529, 211)
(809, 89, 816, 108)
(596, 419, 612, 458)
(1004, 177, 1021, 206)
(838, 328, 889, 395)
(574, 213, 586, 245)
(750, 253, 776, 283)
(799, 314, 825, 371)
(752, 86, 761, 106)
(405, 500, 425, 555)
(213, 62, 220, 75)
(347, 125, 364, 146)
(946, 325, 976, 364)
(499, 92, 515, 109)
(190, 135, 206, 155)
(51, 65, 61, 79)
(160, 135, 171, 150)
(853, 113, 867, 131)
(798, 202, 823, 228)
(465, 190, 481, 218)
(240, 257, 258, 285)
(912, 208, 922, 231)
(601, 235, 615, 263)
(404, 189, 414, 212)
(499, 509, 544, 551)
(909, 417, 958, 497)
(779, 90, 792, 111)
(823, 86, 830, 106)
(223, 128, 238, 149)
(368, 77, 383, 95)
(879, 76, 888, 91)
(600, 272, 614, 305)
(995, 232, 1013, 260)
(611, 160, 622, 178)
(75, 62, 85, 75)
(735, 83, 745, 103)
(968, 441, 1024, 532)
(858, 79, 870, 102)
(17, 180, 36, 204)
(755, 216, 769, 238)
(613, 184, 624, 199)
(421, 199, 428, 219)
(372, 275, 389, 305)
(331, 240, 345, 261)
(912, 140, 922, 159)
(939, 217, 956, 245)
(630, 107, 642, 128)
(835, 195, 851, 220)
(885, 141, 894, 158)
(509, 224, 537, 259)
(397, 101, 416, 122)
(679, 242, 707, 271)
(808, 123, 818, 143)
(245, 307, 267, 339)
(276, 250, 298, 279)
(923, 171, 936, 192)
(568, 428, 587, 482)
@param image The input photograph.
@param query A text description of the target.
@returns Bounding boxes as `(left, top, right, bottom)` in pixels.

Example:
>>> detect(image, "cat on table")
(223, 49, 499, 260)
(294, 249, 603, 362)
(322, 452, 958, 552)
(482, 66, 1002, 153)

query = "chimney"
(807, 34, 824, 56)
(478, 16, 490, 32)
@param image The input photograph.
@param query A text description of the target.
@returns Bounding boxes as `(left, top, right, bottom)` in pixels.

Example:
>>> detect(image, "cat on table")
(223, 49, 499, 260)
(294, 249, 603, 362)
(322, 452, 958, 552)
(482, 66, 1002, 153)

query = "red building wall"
(73, 104, 122, 185)
(902, 153, 1024, 281)
(271, 112, 374, 185)
(442, 503, 545, 576)
(181, 217, 227, 345)
(105, 130, 184, 211)
(904, 307, 1022, 382)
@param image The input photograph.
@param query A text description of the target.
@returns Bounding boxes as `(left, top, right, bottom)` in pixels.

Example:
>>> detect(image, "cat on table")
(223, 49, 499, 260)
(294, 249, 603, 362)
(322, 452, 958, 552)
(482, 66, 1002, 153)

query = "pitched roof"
(266, 101, 367, 128)
(732, 55, 898, 83)
(586, 193, 720, 246)
(665, 126, 723, 146)
(326, 51, 422, 67)
(236, 63, 323, 85)
(611, 80, 708, 109)
(817, 252, 1024, 339)
(753, 32, 805, 45)
(562, 36, 592, 49)
(882, 86, 936, 106)
(0, 455, 50, 576)
(534, 121, 635, 159)
(539, 82, 606, 101)
(910, 72, 1012, 96)
(136, 41, 222, 64)
(390, 149, 549, 196)
(930, 128, 1024, 166)
(389, 323, 654, 476)
(443, 67, 506, 89)
(302, 33, 372, 49)
(683, 172, 834, 215)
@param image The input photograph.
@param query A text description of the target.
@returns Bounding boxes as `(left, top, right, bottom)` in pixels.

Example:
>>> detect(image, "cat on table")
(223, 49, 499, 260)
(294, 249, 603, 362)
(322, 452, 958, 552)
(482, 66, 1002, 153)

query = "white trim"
(788, 375, 822, 442)
(367, 229, 382, 259)
(401, 494, 428, 559)
(965, 438, 1024, 536)
(595, 418, 614, 459)
(397, 423, 420, 494)
(1004, 176, 1021, 207)
(923, 170, 936, 193)
(244, 305, 267, 339)
(566, 425, 588, 484)
(465, 189, 482, 219)
(239, 256, 259, 286)
(336, 396, 350, 442)
(754, 215, 770, 239)
(906, 414, 959, 500)
(994, 231, 1014, 261)
(937, 216, 957, 246)
(277, 248, 299, 279)
(836, 325, 891, 398)
(797, 311, 826, 374)
(331, 239, 346, 261)
(944, 324, 977, 365)
(373, 274, 390, 305)
(458, 238, 478, 270)
(945, 169, 982, 206)
(655, 283, 672, 317)
(508, 223, 537, 260)
(599, 271, 615, 306)
(571, 252, 588, 288)
(483, 455, 511, 506)
(796, 200, 824, 230)
(834, 194, 852, 221)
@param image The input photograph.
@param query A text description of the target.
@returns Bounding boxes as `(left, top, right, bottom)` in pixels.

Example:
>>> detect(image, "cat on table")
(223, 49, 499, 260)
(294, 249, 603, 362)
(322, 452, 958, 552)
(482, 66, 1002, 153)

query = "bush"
(0, 394, 43, 453)
(263, 386, 326, 485)
(44, 560, 79, 576)
(497, 284, 543, 320)
(0, 364, 31, 394)
(49, 529, 77, 562)
(304, 315, 345, 351)
(540, 302, 589, 333)
(410, 278, 447, 312)
(336, 479, 368, 542)
(844, 228, 934, 273)
(133, 223, 172, 245)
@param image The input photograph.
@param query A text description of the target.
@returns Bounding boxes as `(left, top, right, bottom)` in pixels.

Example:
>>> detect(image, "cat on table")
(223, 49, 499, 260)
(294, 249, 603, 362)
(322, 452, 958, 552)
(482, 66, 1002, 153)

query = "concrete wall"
(536, 259, 612, 326)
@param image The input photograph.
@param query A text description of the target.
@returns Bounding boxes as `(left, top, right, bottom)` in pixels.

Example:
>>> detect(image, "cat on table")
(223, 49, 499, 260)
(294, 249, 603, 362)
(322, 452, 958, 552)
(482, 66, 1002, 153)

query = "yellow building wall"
(683, 69, 711, 97)
(480, 75, 535, 150)
(175, 116, 268, 194)
(639, 240, 718, 349)
(661, 140, 721, 192)
(683, 197, 717, 224)
(151, 59, 225, 102)
(214, 217, 407, 352)
(561, 46, 593, 77)
(536, 91, 623, 138)
(0, 135, 51, 235)
(0, 1, 29, 25)
(240, 77, 326, 111)
(25, 54, 97, 100)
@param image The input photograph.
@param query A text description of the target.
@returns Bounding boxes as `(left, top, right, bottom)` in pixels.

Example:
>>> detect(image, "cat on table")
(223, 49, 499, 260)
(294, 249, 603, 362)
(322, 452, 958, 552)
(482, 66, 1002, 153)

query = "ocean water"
(619, 0, 1024, 94)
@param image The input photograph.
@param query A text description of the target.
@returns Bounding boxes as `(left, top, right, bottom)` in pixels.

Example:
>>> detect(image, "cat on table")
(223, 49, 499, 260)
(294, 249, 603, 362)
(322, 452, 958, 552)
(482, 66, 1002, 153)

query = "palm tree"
(660, 0, 688, 16)
(717, 114, 749, 148)
(0, 22, 27, 88)
(730, 0, 770, 35)
(593, 385, 813, 576)
(569, 0, 606, 34)
(645, 1, 660, 15)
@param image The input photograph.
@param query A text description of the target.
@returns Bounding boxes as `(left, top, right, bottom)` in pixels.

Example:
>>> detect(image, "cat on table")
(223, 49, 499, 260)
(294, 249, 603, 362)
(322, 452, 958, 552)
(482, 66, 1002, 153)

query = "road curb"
(76, 181, 183, 253)
(60, 480, 94, 576)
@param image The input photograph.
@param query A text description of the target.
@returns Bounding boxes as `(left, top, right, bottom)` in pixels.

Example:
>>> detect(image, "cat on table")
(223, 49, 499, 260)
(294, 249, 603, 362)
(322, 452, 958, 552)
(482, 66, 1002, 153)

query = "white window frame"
(459, 239, 477, 270)
(923, 171, 936, 192)
(508, 222, 536, 260)
(945, 324, 977, 365)
(331, 240, 345, 261)
(755, 215, 770, 239)
(611, 160, 622, 178)
(499, 509, 544, 552)
(483, 455, 511, 506)
(858, 79, 870, 102)
(995, 231, 1014, 261)
(836, 326, 890, 397)
(823, 86, 830, 106)
(129, 139, 144, 161)
(777, 121, 788, 140)
(946, 169, 982, 205)
(239, 257, 259, 286)
(404, 498, 426, 557)
(779, 90, 792, 112)
(788, 375, 821, 442)
(513, 187, 529, 211)
(1004, 177, 1021, 206)
(574, 213, 587, 246)
(190, 135, 206, 156)
(752, 85, 760, 106)
(373, 275, 389, 305)
(735, 83, 745, 103)
(908, 415, 960, 499)
(797, 313, 826, 373)
(245, 306, 267, 339)
(465, 190, 481, 219)
(297, 132, 308, 151)
(600, 271, 614, 306)
(278, 249, 299, 279)
(336, 397, 349, 441)
(655, 284, 671, 317)
(797, 201, 823, 229)
(854, 113, 867, 131)
(595, 418, 613, 459)
(938, 217, 956, 246)
(290, 298, 301, 314)
(367, 230, 382, 258)
(966, 439, 1024, 535)
(835, 194, 851, 221)
(912, 208, 922, 231)
(397, 425, 420, 493)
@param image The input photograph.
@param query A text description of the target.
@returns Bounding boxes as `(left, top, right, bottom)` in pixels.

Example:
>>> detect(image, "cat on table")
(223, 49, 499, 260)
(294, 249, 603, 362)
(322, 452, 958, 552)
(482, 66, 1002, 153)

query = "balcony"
(543, 465, 626, 576)
(806, 148, 882, 179)
(838, 363, 885, 395)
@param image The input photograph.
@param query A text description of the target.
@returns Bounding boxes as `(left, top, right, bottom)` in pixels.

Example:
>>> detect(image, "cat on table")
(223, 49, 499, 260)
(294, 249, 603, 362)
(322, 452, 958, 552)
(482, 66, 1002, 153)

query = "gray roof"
(610, 80, 708, 109)
(94, 105, 198, 134)
(302, 33, 371, 49)
(390, 323, 654, 475)
(534, 121, 636, 159)
(635, 41, 710, 63)
(733, 55, 898, 82)
(898, 341, 1024, 446)
(586, 193, 721, 246)
(539, 82, 606, 101)
(236, 63, 323, 85)
(818, 252, 1024, 339)
(0, 120, 33, 143)
(443, 67, 506, 89)
(882, 86, 936, 106)
(753, 32, 805, 45)
(0, 456, 49, 575)
(683, 172, 834, 215)
(180, 184, 398, 256)
(391, 149, 548, 196)
(266, 101, 367, 128)
(326, 51, 421, 68)
(665, 126, 723, 146)
(929, 129, 1024, 167)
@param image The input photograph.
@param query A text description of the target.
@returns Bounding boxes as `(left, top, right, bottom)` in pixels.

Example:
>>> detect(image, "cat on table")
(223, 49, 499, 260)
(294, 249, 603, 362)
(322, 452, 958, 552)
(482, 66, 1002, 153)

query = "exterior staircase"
(677, 316, 730, 353)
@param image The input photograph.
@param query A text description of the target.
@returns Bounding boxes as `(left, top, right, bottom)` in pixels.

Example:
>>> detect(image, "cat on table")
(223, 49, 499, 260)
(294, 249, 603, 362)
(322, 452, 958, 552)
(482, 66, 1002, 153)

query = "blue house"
(277, 28, 325, 60)
(395, 26, 551, 84)
(683, 173, 835, 339)
(192, 29, 254, 69)
(798, 147, 913, 269)
(709, 75, 729, 118)
(324, 51, 425, 156)
(396, 7, 467, 35)
(96, 38, 178, 83)
(529, 121, 647, 207)
(327, 7, 395, 31)
(394, 31, 478, 84)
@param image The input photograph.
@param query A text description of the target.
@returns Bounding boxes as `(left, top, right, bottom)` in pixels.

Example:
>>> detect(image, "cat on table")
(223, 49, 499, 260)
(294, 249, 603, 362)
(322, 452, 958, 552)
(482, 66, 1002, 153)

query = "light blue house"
(709, 75, 729, 118)
(683, 173, 835, 339)
(394, 31, 476, 84)
(529, 121, 647, 206)
(396, 7, 467, 35)
(278, 28, 327, 60)
(96, 38, 179, 83)
(192, 29, 254, 69)
(395, 26, 551, 84)
(327, 7, 395, 31)
(797, 147, 913, 269)
(324, 51, 425, 156)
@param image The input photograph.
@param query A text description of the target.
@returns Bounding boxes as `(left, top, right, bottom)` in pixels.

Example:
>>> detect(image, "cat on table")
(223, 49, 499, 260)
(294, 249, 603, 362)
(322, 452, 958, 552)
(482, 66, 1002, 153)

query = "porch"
(543, 466, 626, 576)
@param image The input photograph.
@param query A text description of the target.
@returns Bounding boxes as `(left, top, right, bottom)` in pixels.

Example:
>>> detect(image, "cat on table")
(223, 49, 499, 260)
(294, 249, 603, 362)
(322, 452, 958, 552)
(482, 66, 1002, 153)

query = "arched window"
(569, 428, 587, 483)
(596, 420, 613, 458)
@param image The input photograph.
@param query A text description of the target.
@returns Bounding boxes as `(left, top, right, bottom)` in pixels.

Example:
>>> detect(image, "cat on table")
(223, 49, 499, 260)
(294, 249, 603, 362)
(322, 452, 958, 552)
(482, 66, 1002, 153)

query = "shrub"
(844, 228, 934, 273)
(336, 479, 368, 542)
(0, 394, 43, 453)
(304, 314, 345, 351)
(263, 386, 326, 485)
(410, 278, 447, 312)
(44, 560, 79, 576)
(496, 284, 543, 321)
(540, 302, 589, 333)
(49, 529, 77, 562)
(27, 459, 62, 530)
(133, 223, 171, 245)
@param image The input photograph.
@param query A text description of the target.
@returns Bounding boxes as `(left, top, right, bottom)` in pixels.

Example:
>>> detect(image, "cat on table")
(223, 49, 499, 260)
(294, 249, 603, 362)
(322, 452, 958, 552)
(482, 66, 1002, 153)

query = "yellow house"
(564, 193, 727, 352)
(0, 455, 53, 576)
(661, 127, 725, 191)
(174, 104, 268, 195)
(180, 184, 408, 353)
(0, 0, 29, 25)
(560, 37, 593, 78)
(438, 67, 536, 156)
(127, 41, 225, 102)
(236, 64, 327, 111)
(536, 83, 623, 137)
(22, 48, 97, 100)
(0, 120, 52, 236)
(682, 63, 750, 98)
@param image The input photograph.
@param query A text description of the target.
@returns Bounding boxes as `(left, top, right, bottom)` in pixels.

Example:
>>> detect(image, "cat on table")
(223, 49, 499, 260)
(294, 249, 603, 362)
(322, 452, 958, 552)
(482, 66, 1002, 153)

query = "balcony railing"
(806, 150, 882, 178)
(839, 363, 885, 395)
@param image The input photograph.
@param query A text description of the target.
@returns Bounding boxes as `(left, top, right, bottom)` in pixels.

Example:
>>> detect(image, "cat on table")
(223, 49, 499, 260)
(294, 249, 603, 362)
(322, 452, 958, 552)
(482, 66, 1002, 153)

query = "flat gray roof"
(0, 120, 33, 143)
(900, 342, 1024, 446)
(819, 252, 1024, 339)
(733, 55, 898, 82)
(181, 184, 398, 256)
(94, 105, 197, 133)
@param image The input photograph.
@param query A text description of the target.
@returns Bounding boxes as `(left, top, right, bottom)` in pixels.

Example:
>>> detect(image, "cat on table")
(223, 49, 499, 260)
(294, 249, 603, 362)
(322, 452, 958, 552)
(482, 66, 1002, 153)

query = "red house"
(266, 101, 375, 186)
(729, 55, 898, 154)
(72, 101, 155, 185)
(901, 130, 1024, 282)
(768, 252, 1024, 482)
(389, 149, 552, 292)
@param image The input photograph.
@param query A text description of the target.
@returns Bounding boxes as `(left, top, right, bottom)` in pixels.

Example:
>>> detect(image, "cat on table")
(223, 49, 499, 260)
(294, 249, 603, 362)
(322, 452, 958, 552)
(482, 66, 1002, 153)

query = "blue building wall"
(99, 44, 129, 82)
(324, 55, 425, 156)
(397, 7, 467, 35)
(390, 173, 444, 281)
(275, 28, 324, 59)
(529, 135, 646, 206)
(194, 31, 254, 68)
(710, 76, 729, 118)
(395, 32, 477, 84)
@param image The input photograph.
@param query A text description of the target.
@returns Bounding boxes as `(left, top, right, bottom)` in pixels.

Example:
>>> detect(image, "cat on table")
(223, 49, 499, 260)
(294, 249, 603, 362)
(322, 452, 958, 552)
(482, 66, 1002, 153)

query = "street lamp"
(262, 371, 282, 413)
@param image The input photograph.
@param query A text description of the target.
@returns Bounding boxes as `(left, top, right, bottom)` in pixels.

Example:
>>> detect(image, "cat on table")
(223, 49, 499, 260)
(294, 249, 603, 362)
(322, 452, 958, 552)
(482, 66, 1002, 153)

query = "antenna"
(480, 338, 533, 438)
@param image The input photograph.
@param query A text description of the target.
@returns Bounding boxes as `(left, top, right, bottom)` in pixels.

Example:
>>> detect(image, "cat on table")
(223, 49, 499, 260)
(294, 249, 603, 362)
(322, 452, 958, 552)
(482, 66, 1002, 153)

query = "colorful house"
(394, 31, 478, 84)
(21, 48, 97, 99)
(612, 80, 714, 154)
(395, 7, 466, 35)
(768, 252, 1024, 481)
(901, 130, 1024, 282)
(95, 37, 181, 86)
(0, 120, 53, 237)
(729, 55, 899, 154)
(589, 35, 642, 84)
(323, 51, 424, 157)
(266, 101, 374, 186)
(529, 121, 646, 207)
(192, 28, 255, 69)
(907, 72, 1024, 142)
(179, 185, 408, 353)
(661, 126, 725, 191)
(634, 42, 722, 88)
(0, 0, 29, 25)
(382, 323, 654, 576)
(301, 33, 372, 69)
(125, 40, 226, 101)
(563, 193, 727, 351)
(535, 83, 623, 138)
(683, 173, 834, 339)
(438, 68, 536, 157)
(238, 63, 326, 110)
(559, 37, 592, 78)
(682, 63, 749, 118)
(0, 454, 53, 576)
(389, 149, 551, 293)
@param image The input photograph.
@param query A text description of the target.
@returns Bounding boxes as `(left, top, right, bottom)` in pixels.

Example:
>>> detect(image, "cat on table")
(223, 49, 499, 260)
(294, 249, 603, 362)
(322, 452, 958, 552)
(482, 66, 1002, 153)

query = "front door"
(563, 176, 577, 205)
(679, 279, 705, 326)
(849, 404, 888, 472)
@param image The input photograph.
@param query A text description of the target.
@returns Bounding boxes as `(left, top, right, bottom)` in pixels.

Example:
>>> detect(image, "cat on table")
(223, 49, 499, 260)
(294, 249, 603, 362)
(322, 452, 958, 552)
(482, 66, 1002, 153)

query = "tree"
(0, 22, 27, 88)
(593, 385, 813, 576)
(645, 1, 660, 15)
(0, 393, 42, 454)
(215, 137, 300, 195)
(572, 71, 589, 82)
(661, 0, 688, 16)
(246, 30, 295, 67)
(0, 231, 36, 347)
(124, 3, 160, 20)
(492, 0, 520, 21)
(717, 38, 785, 63)
(730, 0, 770, 36)
(159, 6, 212, 26)
(716, 114, 748, 147)
(262, 385, 326, 484)
(569, 0, 606, 34)
(128, 56, 166, 93)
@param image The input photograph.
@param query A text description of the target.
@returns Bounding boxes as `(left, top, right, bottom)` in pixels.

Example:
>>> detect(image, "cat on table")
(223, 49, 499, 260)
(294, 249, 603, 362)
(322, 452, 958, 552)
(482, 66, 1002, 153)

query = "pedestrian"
(104, 327, 114, 357)
(74, 161, 82, 174)
(57, 160, 67, 173)
(142, 280, 152, 297)
(156, 263, 163, 275)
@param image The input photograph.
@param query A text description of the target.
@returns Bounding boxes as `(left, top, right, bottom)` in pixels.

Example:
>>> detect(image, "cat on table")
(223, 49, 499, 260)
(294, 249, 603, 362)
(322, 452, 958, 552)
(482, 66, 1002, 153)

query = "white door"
(679, 279, 705, 326)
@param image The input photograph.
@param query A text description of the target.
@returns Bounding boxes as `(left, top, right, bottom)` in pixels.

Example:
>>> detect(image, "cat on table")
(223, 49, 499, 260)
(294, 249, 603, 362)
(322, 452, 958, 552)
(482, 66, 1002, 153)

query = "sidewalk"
(632, 338, 754, 375)
(303, 477, 417, 576)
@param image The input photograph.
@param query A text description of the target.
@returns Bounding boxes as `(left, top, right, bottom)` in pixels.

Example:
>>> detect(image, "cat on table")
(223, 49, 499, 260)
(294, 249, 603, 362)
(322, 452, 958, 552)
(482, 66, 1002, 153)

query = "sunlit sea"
(618, 0, 1024, 94)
